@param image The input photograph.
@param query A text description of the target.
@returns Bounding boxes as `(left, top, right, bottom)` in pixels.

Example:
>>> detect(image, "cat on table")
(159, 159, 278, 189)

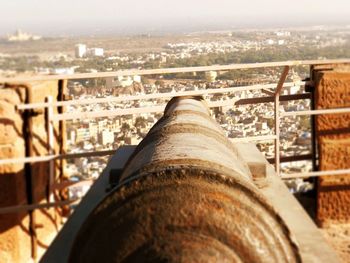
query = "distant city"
(1, 26, 350, 197)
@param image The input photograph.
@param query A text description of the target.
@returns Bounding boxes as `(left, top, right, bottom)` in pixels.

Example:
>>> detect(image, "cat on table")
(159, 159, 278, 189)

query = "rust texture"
(314, 69, 350, 226)
(69, 96, 301, 262)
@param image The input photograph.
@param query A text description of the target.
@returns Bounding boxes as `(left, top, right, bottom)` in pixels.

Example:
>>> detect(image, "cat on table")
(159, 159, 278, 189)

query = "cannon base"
(42, 144, 339, 263)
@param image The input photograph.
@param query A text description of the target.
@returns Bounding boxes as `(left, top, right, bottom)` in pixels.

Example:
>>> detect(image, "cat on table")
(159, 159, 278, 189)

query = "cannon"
(69, 96, 301, 262)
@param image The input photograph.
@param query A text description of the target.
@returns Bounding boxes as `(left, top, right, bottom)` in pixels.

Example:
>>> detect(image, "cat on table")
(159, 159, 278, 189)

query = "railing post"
(46, 96, 55, 202)
(274, 66, 290, 176)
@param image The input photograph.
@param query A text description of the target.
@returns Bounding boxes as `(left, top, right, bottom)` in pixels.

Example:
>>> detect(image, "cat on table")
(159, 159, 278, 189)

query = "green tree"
(299, 116, 311, 130)
(155, 80, 165, 87)
(121, 123, 131, 138)
(134, 117, 147, 129)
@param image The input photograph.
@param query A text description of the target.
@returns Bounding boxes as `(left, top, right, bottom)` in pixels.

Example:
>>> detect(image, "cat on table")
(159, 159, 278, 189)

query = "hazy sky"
(1, 0, 350, 36)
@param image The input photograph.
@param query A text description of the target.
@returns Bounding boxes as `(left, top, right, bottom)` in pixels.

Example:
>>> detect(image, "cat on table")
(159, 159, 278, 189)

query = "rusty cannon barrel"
(69, 96, 301, 263)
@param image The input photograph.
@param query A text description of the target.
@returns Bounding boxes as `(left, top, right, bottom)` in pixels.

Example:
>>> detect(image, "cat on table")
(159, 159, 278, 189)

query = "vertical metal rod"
(274, 96, 280, 175)
(46, 96, 55, 202)
(58, 79, 69, 217)
(309, 66, 318, 172)
(274, 66, 290, 176)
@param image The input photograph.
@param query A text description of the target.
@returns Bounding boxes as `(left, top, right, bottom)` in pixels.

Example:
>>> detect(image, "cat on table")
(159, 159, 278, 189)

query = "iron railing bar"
(281, 169, 350, 179)
(235, 93, 311, 105)
(0, 198, 80, 214)
(267, 154, 313, 164)
(230, 135, 277, 143)
(17, 81, 305, 110)
(2, 59, 350, 82)
(274, 66, 290, 176)
(0, 149, 117, 165)
(282, 107, 350, 117)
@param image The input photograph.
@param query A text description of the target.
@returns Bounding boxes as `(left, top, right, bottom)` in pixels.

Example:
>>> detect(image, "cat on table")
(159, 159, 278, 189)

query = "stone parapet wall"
(314, 69, 350, 226)
(0, 81, 67, 262)
(0, 85, 31, 262)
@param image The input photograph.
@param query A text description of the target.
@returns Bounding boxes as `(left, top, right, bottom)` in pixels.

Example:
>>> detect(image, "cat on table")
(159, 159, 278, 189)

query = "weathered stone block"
(317, 136, 350, 226)
(315, 72, 350, 132)
(314, 70, 350, 226)
(0, 80, 67, 262)
(0, 85, 30, 263)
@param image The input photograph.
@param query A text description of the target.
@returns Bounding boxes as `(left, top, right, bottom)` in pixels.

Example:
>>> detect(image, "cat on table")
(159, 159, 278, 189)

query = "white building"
(284, 85, 300, 95)
(68, 130, 76, 144)
(99, 130, 114, 145)
(89, 122, 98, 138)
(50, 67, 75, 75)
(7, 29, 41, 42)
(75, 127, 90, 143)
(265, 39, 275, 45)
(98, 119, 107, 133)
(88, 48, 104, 57)
(205, 71, 217, 82)
(133, 75, 141, 83)
(75, 44, 87, 58)
(106, 75, 141, 88)
(275, 31, 291, 37)
(115, 76, 133, 87)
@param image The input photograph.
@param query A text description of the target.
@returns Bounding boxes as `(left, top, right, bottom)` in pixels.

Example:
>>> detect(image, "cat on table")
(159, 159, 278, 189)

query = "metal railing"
(2, 58, 350, 82)
(1, 59, 350, 213)
(279, 106, 350, 179)
(1, 80, 303, 165)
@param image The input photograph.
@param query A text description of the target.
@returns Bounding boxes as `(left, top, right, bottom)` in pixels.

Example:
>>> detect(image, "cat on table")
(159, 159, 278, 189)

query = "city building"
(7, 29, 41, 42)
(205, 71, 218, 82)
(87, 48, 104, 57)
(75, 127, 90, 143)
(106, 75, 142, 88)
(89, 122, 98, 138)
(50, 67, 75, 75)
(75, 44, 87, 58)
(99, 130, 115, 145)
(1, 28, 350, 261)
(266, 39, 275, 45)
